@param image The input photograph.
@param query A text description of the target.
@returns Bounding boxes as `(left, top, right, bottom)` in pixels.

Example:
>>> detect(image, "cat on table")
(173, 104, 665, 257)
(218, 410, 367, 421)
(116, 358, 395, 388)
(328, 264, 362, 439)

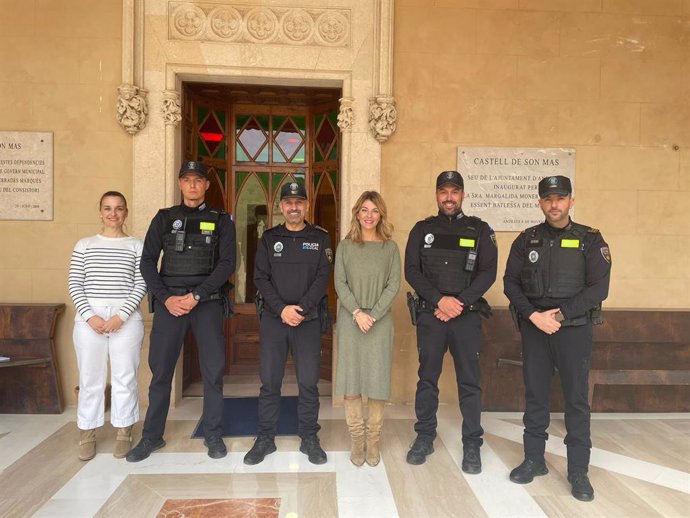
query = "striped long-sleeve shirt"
(68, 234, 147, 322)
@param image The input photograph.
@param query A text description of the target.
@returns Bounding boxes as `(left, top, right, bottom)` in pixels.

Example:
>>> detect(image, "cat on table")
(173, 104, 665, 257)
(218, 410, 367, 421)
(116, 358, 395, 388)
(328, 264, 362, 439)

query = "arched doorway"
(180, 83, 342, 390)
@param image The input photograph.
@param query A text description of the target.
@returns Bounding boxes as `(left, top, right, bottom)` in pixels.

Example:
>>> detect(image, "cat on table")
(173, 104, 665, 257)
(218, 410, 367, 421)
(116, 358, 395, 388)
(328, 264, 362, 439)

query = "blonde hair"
(345, 190, 394, 244)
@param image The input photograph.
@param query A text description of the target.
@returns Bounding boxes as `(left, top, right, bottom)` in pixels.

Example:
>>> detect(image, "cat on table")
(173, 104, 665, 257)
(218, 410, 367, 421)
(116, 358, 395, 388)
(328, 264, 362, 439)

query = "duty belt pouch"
(406, 291, 418, 326)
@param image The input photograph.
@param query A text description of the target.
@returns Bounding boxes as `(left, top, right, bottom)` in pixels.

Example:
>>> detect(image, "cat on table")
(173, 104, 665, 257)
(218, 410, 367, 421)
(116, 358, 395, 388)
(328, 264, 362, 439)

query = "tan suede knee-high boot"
(78, 428, 96, 461)
(365, 399, 385, 466)
(344, 397, 366, 466)
(113, 426, 133, 459)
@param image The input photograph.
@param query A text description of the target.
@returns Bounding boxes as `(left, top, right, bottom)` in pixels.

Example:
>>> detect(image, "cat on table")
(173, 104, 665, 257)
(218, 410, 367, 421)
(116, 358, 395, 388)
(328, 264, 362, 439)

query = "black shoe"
(509, 458, 549, 484)
(461, 444, 481, 474)
(243, 436, 276, 465)
(204, 436, 227, 459)
(125, 437, 166, 463)
(300, 436, 327, 465)
(568, 472, 594, 502)
(406, 436, 434, 465)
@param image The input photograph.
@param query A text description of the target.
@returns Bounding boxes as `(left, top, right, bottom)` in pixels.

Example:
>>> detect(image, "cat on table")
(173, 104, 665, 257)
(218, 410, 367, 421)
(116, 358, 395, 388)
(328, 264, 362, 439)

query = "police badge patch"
(172, 219, 183, 230)
(528, 250, 539, 263)
(600, 246, 611, 263)
(424, 233, 434, 244)
(274, 242, 284, 253)
(325, 248, 333, 263)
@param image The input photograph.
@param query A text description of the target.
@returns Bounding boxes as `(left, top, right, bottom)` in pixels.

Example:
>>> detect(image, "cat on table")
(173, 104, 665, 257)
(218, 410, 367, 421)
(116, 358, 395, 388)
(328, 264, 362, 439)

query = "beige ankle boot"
(344, 397, 366, 466)
(78, 428, 96, 461)
(365, 399, 385, 466)
(113, 426, 133, 459)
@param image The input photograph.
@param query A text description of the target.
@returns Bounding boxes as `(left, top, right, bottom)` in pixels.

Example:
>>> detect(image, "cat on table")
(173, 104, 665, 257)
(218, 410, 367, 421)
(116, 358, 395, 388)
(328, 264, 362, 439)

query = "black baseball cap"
(436, 170, 464, 190)
(179, 160, 209, 179)
(280, 181, 307, 200)
(538, 175, 572, 198)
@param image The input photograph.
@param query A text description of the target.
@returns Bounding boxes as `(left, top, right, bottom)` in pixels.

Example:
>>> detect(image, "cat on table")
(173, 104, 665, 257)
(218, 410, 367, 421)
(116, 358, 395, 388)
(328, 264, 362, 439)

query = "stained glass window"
(236, 115, 269, 162)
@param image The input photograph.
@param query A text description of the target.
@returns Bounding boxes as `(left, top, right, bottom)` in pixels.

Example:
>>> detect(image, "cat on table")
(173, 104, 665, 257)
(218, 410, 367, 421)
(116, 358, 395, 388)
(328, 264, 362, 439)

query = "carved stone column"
(162, 90, 182, 127)
(117, 0, 147, 134)
(116, 83, 148, 135)
(337, 97, 354, 132)
(369, 0, 396, 143)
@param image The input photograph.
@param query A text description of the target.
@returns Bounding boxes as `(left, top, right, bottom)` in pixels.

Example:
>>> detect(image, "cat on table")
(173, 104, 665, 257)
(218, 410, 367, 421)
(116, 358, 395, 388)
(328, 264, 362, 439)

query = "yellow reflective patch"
(199, 222, 216, 231)
(561, 239, 579, 248)
(459, 238, 475, 248)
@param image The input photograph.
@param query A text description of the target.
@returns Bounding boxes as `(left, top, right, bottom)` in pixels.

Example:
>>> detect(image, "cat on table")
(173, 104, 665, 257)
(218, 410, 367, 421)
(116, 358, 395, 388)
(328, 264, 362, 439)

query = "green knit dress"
(334, 238, 401, 400)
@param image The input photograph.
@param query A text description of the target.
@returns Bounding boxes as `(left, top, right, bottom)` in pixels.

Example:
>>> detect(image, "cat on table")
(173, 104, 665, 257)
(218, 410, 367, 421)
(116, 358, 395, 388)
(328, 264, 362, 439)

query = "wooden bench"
(496, 358, 690, 406)
(0, 303, 65, 413)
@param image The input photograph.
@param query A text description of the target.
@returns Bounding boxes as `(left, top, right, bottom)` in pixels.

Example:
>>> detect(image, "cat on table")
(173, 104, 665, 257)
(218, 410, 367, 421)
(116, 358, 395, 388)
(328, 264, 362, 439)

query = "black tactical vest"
(420, 215, 481, 295)
(520, 222, 588, 299)
(160, 206, 221, 276)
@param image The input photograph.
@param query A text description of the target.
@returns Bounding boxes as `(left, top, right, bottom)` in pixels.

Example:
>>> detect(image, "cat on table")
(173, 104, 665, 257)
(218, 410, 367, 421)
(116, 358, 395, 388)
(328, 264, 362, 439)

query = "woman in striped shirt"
(68, 191, 147, 461)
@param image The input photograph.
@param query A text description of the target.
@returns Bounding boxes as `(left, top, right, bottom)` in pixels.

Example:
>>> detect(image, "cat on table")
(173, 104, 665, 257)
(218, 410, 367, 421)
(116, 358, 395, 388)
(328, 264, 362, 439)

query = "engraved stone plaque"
(457, 147, 576, 232)
(0, 131, 54, 221)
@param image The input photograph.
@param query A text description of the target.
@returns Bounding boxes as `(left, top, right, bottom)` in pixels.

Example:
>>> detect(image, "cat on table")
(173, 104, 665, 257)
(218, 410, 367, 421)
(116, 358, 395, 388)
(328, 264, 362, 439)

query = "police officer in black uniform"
(504, 175, 611, 502)
(405, 171, 497, 472)
(243, 181, 332, 465)
(127, 160, 236, 462)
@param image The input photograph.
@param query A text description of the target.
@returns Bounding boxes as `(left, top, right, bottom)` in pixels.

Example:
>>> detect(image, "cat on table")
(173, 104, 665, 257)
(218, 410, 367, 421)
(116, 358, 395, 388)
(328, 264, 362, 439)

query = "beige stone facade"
(0, 0, 688, 406)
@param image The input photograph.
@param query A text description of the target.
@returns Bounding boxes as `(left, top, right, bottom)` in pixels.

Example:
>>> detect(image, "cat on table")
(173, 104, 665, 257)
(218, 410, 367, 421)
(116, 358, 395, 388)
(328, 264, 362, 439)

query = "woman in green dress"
(334, 191, 401, 467)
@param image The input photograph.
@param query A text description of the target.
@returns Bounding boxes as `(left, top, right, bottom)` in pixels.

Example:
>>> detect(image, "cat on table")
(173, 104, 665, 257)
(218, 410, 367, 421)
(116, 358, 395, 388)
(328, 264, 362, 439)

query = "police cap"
(179, 160, 209, 179)
(280, 181, 307, 201)
(538, 175, 572, 198)
(436, 170, 464, 190)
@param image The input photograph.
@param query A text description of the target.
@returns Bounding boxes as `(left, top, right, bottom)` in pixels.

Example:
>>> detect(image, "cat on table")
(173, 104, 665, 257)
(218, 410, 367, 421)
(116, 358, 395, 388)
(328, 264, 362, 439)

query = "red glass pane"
(199, 114, 224, 155)
(316, 118, 336, 160)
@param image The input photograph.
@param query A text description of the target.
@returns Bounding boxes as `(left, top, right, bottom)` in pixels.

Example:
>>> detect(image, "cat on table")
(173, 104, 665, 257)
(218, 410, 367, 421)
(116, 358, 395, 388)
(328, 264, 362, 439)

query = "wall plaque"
(0, 132, 53, 221)
(457, 147, 575, 232)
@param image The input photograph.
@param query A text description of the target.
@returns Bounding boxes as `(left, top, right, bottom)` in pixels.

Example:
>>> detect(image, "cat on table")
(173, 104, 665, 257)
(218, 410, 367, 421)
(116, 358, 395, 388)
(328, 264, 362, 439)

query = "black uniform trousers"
(520, 319, 593, 474)
(257, 313, 321, 440)
(414, 310, 483, 446)
(143, 298, 225, 441)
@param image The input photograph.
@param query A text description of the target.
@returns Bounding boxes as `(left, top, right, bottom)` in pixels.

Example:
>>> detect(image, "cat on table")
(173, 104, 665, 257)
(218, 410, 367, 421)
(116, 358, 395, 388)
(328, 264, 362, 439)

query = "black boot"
(568, 472, 594, 502)
(125, 437, 166, 463)
(243, 436, 276, 465)
(204, 435, 227, 459)
(406, 436, 434, 465)
(300, 435, 327, 465)
(461, 443, 481, 474)
(509, 458, 549, 484)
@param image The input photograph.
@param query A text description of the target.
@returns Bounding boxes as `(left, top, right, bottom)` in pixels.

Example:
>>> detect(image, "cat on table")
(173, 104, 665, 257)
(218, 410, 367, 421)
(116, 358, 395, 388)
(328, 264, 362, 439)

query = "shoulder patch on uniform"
(313, 224, 328, 233)
(325, 248, 333, 263)
(600, 246, 611, 263)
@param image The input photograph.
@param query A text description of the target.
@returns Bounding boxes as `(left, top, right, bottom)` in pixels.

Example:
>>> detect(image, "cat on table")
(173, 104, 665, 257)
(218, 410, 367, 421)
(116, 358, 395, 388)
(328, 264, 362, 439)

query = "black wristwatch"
(192, 291, 201, 302)
(555, 310, 565, 322)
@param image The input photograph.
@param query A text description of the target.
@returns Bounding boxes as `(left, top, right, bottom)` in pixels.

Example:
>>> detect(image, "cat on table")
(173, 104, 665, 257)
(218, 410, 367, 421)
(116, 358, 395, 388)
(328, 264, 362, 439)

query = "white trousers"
(73, 306, 144, 429)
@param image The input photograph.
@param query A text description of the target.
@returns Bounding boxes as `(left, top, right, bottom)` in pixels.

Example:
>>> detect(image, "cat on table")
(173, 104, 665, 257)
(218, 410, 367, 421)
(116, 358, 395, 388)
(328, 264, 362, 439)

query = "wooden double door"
(180, 83, 341, 391)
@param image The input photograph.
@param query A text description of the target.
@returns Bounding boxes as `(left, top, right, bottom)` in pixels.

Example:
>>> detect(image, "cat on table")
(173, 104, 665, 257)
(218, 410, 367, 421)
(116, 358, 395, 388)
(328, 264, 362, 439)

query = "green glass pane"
(257, 172, 269, 193)
(198, 136, 210, 157)
(314, 145, 323, 163)
(236, 114, 250, 131)
(315, 113, 323, 132)
(272, 173, 285, 197)
(328, 141, 338, 161)
(216, 168, 226, 190)
(257, 115, 269, 131)
(328, 170, 338, 188)
(273, 115, 286, 131)
(257, 144, 269, 163)
(327, 110, 338, 128)
(293, 172, 305, 184)
(235, 143, 249, 162)
(217, 138, 226, 160)
(216, 110, 226, 130)
(198, 106, 209, 125)
(313, 172, 322, 189)
(293, 115, 306, 133)
(236, 172, 249, 192)
(292, 144, 305, 164)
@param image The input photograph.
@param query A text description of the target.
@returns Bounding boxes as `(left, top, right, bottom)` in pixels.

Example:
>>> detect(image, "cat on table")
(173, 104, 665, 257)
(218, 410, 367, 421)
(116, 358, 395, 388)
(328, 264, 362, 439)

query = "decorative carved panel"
(168, 2, 350, 47)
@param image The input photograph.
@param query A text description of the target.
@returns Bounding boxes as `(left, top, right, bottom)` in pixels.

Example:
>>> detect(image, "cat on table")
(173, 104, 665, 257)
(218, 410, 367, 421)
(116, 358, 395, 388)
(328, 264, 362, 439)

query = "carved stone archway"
(123, 0, 396, 403)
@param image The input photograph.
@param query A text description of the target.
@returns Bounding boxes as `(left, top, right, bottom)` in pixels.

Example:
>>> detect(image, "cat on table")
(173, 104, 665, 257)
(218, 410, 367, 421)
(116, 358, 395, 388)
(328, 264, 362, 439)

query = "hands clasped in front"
(281, 305, 305, 327)
(434, 295, 464, 322)
(353, 309, 376, 334)
(529, 308, 562, 335)
(164, 293, 199, 317)
(86, 314, 124, 334)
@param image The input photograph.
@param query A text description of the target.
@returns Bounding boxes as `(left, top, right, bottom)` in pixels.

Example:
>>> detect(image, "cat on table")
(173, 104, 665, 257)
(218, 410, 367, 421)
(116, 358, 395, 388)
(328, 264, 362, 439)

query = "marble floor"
(1, 393, 688, 518)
